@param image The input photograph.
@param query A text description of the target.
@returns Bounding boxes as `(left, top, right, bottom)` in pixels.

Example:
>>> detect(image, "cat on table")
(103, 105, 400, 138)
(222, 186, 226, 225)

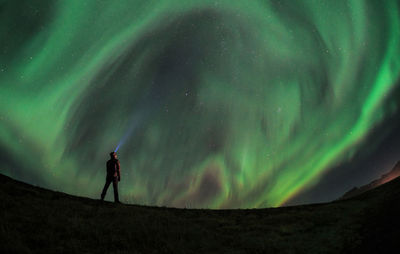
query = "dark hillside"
(1, 173, 399, 254)
(341, 161, 400, 200)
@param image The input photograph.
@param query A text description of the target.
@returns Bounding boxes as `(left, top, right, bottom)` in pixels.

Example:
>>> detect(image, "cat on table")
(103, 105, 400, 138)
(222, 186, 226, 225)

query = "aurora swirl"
(1, 0, 399, 208)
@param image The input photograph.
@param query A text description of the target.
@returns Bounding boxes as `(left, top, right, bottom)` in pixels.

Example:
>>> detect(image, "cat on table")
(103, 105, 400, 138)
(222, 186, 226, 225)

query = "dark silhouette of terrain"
(341, 161, 400, 200)
(0, 171, 399, 253)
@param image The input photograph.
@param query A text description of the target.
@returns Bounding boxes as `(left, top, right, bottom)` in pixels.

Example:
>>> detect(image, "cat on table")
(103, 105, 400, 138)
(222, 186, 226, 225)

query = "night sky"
(1, 0, 399, 208)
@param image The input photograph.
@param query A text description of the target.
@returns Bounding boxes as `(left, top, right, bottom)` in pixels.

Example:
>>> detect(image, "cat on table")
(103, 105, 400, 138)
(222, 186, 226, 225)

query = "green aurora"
(0, 0, 399, 208)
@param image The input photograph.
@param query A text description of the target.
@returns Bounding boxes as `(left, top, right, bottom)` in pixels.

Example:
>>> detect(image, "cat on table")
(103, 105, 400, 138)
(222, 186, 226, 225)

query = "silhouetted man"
(101, 152, 121, 203)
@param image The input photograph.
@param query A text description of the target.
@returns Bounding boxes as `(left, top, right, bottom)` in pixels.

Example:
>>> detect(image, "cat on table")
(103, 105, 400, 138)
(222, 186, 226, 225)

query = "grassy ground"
(0, 174, 399, 254)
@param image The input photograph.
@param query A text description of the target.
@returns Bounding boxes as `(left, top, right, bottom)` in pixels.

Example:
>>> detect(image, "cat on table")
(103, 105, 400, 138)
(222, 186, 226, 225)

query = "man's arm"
(117, 160, 121, 181)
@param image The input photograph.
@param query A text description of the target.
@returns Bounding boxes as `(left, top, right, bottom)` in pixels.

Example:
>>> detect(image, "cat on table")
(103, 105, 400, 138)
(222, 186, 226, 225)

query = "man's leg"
(112, 177, 119, 203)
(101, 178, 112, 200)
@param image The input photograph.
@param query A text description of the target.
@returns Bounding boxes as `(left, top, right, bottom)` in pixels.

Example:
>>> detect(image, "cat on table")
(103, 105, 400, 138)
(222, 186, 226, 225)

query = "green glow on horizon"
(0, 0, 399, 208)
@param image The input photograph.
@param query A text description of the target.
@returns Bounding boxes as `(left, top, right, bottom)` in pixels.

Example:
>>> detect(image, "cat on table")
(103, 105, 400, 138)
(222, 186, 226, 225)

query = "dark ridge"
(0, 172, 399, 253)
(340, 161, 400, 200)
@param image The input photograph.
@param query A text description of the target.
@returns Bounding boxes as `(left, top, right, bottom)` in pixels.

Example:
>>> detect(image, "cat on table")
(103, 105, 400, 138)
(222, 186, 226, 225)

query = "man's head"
(110, 152, 117, 159)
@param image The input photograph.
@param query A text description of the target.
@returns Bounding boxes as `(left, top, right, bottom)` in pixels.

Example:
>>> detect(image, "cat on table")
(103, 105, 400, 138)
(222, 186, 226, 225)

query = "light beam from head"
(114, 113, 143, 152)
